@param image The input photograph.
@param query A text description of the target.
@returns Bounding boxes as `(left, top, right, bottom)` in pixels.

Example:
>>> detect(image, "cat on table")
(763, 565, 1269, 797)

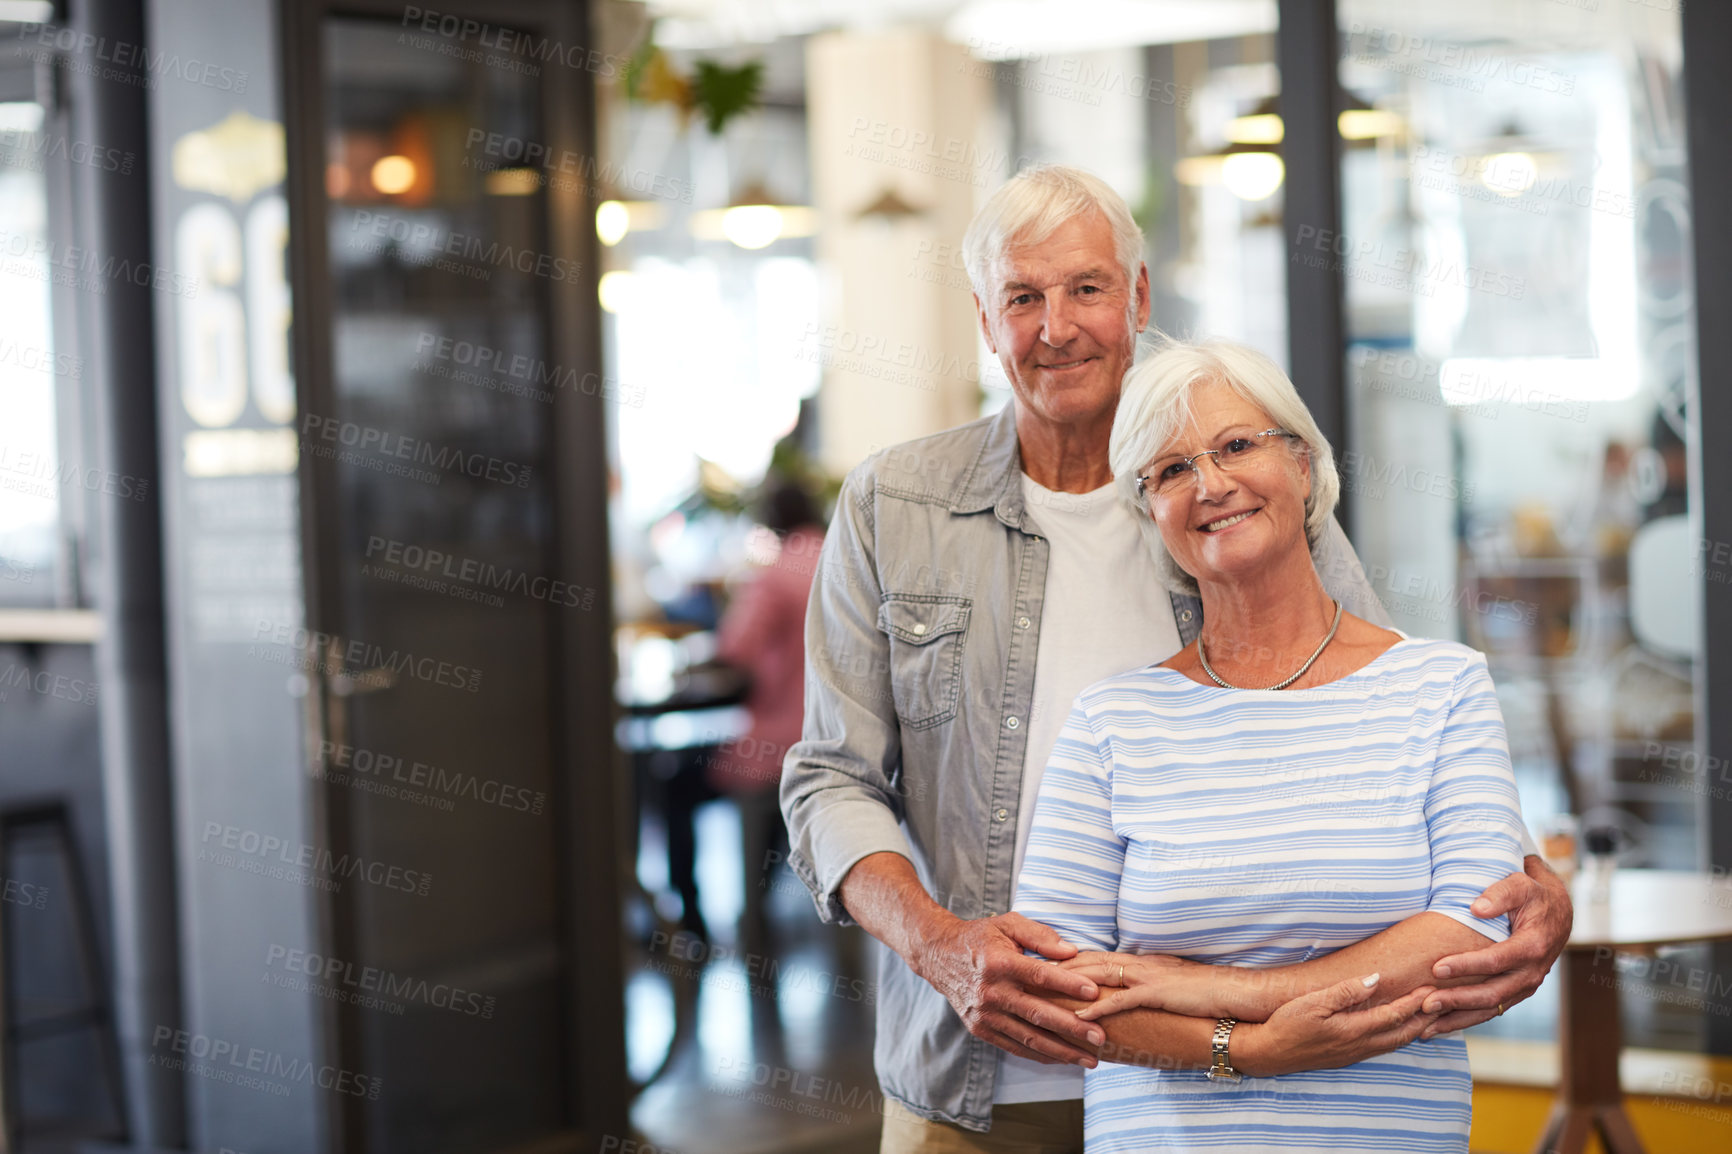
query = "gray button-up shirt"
(780, 402, 1395, 1131)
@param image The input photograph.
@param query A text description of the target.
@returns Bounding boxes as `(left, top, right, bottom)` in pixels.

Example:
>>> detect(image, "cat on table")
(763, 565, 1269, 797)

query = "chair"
(0, 800, 127, 1151)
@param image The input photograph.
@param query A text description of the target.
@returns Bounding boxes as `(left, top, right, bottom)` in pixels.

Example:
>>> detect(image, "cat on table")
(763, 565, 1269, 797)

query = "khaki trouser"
(880, 1098, 1084, 1154)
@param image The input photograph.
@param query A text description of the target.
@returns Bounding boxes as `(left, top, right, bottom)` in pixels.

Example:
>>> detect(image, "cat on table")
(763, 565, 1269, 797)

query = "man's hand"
(838, 853, 1107, 1065)
(1419, 857, 1573, 1038)
(1234, 975, 1442, 1077)
(911, 912, 1106, 1067)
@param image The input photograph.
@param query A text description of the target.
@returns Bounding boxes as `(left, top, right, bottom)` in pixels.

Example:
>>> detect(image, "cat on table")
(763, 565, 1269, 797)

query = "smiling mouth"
(1199, 509, 1259, 533)
(1039, 356, 1096, 371)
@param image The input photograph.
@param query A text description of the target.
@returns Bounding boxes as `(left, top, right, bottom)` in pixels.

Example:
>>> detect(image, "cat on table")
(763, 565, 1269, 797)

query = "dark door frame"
(1276, 0, 1349, 536)
(279, 1, 625, 1148)
(1681, 0, 1732, 1054)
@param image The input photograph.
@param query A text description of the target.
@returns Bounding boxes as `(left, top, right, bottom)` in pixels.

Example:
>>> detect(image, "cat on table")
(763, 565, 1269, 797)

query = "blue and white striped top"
(1013, 638, 1522, 1153)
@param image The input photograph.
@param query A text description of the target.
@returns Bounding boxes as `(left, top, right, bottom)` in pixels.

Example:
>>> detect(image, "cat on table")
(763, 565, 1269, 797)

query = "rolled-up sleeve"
(1424, 653, 1523, 942)
(780, 467, 912, 924)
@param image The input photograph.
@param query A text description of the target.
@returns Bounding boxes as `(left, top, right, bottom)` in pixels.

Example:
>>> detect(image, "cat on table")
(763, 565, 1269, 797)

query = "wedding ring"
(1496, 1003, 1505, 1017)
(1118, 964, 1125, 985)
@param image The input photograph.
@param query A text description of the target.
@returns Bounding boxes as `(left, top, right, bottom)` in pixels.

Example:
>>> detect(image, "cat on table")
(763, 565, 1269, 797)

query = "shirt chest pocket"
(877, 594, 971, 731)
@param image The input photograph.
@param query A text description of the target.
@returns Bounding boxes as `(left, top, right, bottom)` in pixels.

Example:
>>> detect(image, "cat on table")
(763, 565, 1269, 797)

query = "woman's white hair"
(1108, 337, 1341, 596)
(962, 164, 1145, 312)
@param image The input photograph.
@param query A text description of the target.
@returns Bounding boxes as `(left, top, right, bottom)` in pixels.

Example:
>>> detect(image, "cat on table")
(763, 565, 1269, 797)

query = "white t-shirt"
(996, 475, 1183, 1105)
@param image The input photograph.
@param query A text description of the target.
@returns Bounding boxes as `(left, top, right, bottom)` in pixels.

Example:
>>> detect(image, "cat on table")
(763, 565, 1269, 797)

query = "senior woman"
(1012, 338, 1523, 1153)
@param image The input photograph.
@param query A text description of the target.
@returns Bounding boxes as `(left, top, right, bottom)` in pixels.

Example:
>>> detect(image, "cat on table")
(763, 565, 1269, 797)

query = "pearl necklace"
(1197, 599, 1343, 691)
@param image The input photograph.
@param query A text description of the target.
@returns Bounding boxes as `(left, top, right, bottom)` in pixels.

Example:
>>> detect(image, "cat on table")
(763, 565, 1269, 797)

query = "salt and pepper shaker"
(1541, 814, 1580, 885)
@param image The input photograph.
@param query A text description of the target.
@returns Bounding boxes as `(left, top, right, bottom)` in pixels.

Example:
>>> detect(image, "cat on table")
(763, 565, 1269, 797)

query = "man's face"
(974, 212, 1151, 431)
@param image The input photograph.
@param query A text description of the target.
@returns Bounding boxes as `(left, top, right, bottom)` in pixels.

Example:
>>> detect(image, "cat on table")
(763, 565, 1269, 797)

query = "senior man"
(780, 164, 1572, 1152)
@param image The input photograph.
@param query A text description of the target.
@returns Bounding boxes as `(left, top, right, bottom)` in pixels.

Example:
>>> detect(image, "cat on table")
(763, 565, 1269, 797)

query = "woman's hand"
(1233, 974, 1443, 1078)
(1061, 952, 1251, 1022)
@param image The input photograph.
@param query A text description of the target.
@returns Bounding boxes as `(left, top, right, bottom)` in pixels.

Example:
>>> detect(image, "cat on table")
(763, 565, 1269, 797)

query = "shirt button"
(1017, 616, 1031, 628)
(1180, 609, 1194, 623)
(912, 622, 927, 635)
(994, 808, 1009, 822)
(1005, 716, 1019, 729)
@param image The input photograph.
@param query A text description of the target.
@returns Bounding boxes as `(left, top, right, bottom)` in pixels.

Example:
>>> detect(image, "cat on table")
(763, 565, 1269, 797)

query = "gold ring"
(1496, 1003, 1505, 1017)
(1118, 964, 1125, 986)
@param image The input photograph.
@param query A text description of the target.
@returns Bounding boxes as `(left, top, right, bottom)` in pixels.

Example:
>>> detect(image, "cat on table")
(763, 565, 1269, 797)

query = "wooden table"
(1534, 869, 1732, 1154)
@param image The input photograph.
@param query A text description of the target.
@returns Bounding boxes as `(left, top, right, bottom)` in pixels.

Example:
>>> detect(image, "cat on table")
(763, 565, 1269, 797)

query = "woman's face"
(1144, 379, 1312, 591)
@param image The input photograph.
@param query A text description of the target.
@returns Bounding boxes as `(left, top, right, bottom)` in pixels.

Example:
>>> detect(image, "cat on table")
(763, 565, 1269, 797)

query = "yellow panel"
(1471, 1079, 1732, 1153)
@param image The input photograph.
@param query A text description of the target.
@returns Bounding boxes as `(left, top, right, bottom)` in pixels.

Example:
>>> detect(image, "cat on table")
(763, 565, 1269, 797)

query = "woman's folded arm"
(1062, 910, 1496, 1024)
(1044, 969, 1449, 1077)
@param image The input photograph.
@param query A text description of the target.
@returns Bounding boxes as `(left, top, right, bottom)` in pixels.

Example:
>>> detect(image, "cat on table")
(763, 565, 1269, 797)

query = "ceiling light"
(370, 155, 416, 195)
(720, 205, 782, 250)
(1221, 151, 1285, 201)
(1224, 91, 1403, 148)
(856, 187, 927, 221)
(596, 200, 631, 246)
(1338, 108, 1404, 141)
(1178, 141, 1285, 201)
(1480, 151, 1538, 197)
(689, 181, 817, 249)
(1226, 112, 1284, 145)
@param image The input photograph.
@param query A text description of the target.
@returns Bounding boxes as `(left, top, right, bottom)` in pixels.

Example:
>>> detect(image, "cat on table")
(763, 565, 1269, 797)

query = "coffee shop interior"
(1, 0, 1731, 1151)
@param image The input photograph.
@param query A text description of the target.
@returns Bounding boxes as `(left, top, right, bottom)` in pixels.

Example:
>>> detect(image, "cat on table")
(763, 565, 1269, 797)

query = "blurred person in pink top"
(711, 480, 826, 955)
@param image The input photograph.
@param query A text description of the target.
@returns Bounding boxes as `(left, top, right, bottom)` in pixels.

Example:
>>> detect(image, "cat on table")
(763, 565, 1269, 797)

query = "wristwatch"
(1206, 1018, 1241, 1082)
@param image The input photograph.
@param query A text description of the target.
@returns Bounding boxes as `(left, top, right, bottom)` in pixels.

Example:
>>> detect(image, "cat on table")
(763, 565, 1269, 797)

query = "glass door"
(283, 2, 622, 1150)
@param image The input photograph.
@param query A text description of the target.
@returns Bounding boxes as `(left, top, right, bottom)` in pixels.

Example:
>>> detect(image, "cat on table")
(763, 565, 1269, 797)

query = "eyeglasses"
(1135, 429, 1295, 500)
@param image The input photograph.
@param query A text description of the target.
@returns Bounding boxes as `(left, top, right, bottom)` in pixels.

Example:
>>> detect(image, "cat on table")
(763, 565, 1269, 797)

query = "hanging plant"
(621, 23, 763, 136)
(688, 59, 764, 135)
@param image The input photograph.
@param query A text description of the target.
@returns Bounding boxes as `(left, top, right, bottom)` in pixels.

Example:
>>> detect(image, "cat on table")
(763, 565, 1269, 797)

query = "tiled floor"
(628, 799, 883, 1154)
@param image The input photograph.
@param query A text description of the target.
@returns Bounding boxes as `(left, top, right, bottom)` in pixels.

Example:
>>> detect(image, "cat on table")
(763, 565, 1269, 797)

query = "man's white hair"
(962, 164, 1145, 309)
(1109, 337, 1342, 596)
